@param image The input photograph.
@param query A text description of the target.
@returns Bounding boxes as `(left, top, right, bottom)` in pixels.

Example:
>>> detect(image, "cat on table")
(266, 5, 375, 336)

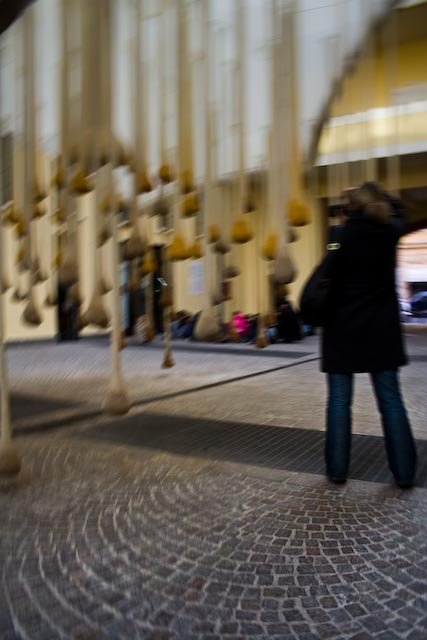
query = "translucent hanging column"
(0, 41, 22, 474)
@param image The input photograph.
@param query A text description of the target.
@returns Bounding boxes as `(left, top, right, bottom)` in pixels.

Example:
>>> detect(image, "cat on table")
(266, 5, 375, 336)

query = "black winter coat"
(321, 212, 407, 373)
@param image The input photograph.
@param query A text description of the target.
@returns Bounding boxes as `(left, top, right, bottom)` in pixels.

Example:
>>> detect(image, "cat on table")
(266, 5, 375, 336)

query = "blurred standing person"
(322, 183, 416, 488)
(327, 188, 360, 244)
(277, 300, 301, 343)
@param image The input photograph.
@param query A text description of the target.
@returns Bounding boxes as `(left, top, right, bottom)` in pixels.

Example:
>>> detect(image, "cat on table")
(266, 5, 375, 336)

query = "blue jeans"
(326, 371, 417, 485)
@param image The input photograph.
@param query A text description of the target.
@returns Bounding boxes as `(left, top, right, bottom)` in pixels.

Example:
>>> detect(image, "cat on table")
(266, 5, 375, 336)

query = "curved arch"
(0, 0, 35, 35)
(404, 218, 427, 236)
(306, 0, 400, 171)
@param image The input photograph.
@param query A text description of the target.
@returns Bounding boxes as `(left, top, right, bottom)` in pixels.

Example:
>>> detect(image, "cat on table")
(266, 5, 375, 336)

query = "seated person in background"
(231, 311, 249, 341)
(277, 300, 301, 343)
(246, 314, 259, 344)
(179, 311, 200, 340)
(171, 311, 187, 339)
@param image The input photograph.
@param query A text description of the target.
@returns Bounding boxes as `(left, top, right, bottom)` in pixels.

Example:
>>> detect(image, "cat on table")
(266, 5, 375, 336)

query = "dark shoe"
(396, 480, 414, 489)
(328, 476, 347, 485)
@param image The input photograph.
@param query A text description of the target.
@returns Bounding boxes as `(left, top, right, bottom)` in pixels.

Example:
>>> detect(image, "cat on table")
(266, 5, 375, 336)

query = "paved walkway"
(7, 336, 318, 432)
(1, 331, 426, 639)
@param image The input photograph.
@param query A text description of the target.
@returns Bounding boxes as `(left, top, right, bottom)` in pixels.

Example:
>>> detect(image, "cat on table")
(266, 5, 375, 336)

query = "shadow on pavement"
(140, 341, 313, 360)
(79, 411, 427, 487)
(10, 392, 79, 421)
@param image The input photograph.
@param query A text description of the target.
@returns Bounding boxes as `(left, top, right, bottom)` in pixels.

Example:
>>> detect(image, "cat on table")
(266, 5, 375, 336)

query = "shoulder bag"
(299, 242, 341, 328)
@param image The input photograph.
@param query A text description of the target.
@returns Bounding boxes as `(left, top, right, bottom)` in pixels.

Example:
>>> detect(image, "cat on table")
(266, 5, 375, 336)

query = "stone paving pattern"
(136, 349, 427, 442)
(7, 337, 318, 430)
(1, 331, 426, 639)
(9, 333, 426, 440)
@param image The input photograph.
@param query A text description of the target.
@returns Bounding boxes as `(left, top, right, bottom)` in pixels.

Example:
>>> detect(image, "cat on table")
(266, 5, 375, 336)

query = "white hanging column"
(123, 0, 149, 265)
(21, 7, 43, 328)
(161, 162, 178, 369)
(272, 1, 296, 287)
(80, 1, 111, 329)
(102, 0, 130, 415)
(255, 157, 269, 349)
(10, 22, 28, 305)
(103, 194, 130, 415)
(0, 42, 21, 473)
(0, 227, 21, 473)
(193, 0, 220, 342)
(58, 0, 84, 293)
(229, 0, 252, 313)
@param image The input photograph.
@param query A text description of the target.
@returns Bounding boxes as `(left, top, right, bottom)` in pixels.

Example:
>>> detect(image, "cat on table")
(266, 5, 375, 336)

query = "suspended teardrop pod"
(80, 172, 110, 329)
(99, 277, 112, 296)
(58, 240, 79, 286)
(286, 2, 310, 228)
(45, 226, 58, 307)
(122, 216, 147, 260)
(115, 142, 130, 169)
(181, 192, 200, 218)
(189, 239, 203, 260)
(1, 278, 11, 295)
(139, 250, 156, 343)
(11, 243, 28, 302)
(223, 265, 240, 280)
(136, 2, 153, 194)
(214, 239, 230, 255)
(33, 183, 47, 206)
(31, 210, 49, 284)
(69, 168, 93, 195)
(208, 224, 220, 244)
(159, 164, 174, 185)
(271, 3, 296, 287)
(22, 279, 43, 327)
(155, 10, 173, 191)
(288, 197, 310, 228)
(141, 251, 156, 275)
(11, 280, 28, 303)
(231, 218, 253, 244)
(0, 223, 12, 293)
(160, 248, 175, 367)
(160, 181, 181, 367)
(288, 228, 298, 243)
(20, 5, 43, 327)
(68, 282, 82, 306)
(231, 1, 253, 250)
(35, 209, 51, 294)
(52, 156, 66, 190)
(166, 232, 188, 262)
(177, 1, 195, 195)
(161, 295, 175, 368)
(262, 232, 278, 261)
(2, 203, 19, 226)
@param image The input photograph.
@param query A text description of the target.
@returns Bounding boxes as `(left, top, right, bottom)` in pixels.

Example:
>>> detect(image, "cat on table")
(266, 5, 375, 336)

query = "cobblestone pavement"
(1, 331, 426, 639)
(7, 336, 318, 430)
(1, 427, 427, 640)
(137, 333, 427, 442)
(9, 333, 426, 441)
